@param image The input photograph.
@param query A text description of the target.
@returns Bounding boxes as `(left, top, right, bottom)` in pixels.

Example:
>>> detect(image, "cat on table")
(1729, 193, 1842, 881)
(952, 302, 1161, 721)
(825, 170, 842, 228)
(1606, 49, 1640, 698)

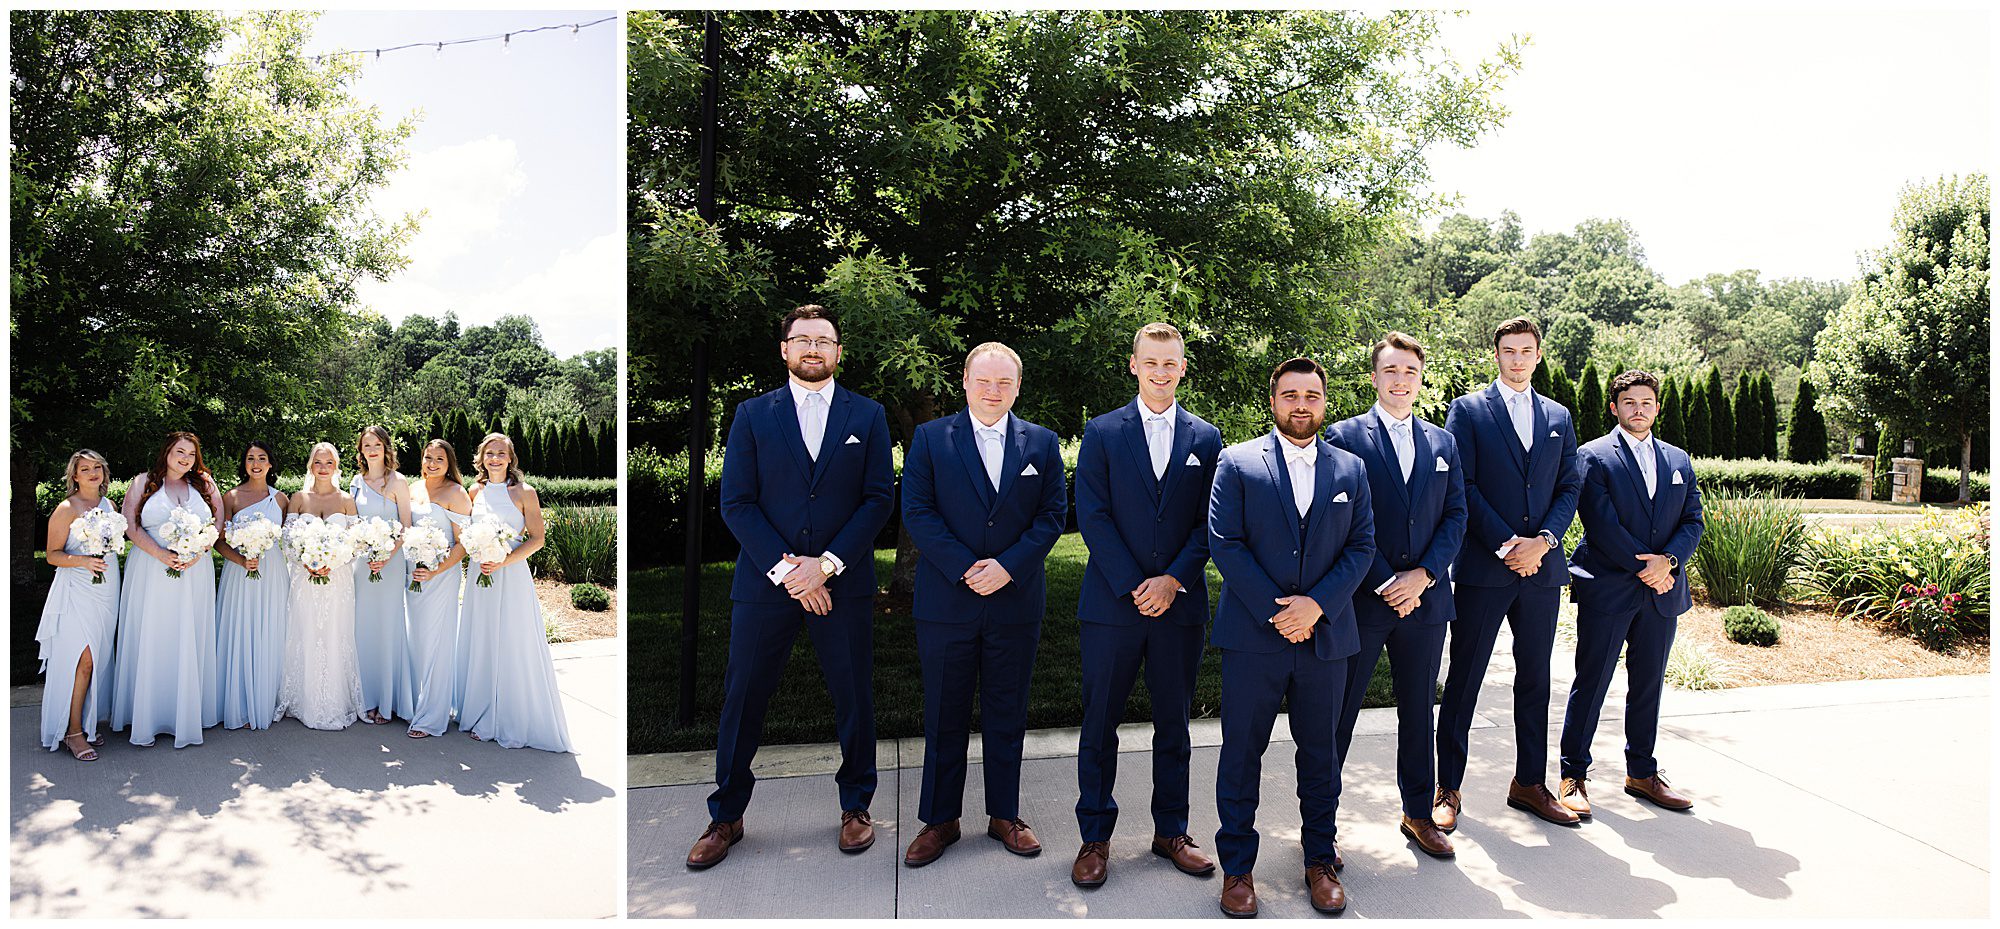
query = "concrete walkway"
(10, 638, 623, 919)
(629, 626, 1989, 919)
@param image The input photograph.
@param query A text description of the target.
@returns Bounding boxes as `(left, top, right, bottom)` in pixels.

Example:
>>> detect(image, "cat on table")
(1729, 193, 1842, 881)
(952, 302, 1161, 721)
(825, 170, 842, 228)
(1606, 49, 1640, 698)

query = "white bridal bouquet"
(459, 516, 519, 589)
(402, 517, 453, 592)
(285, 514, 358, 586)
(353, 516, 404, 583)
(224, 513, 284, 580)
(158, 506, 219, 579)
(69, 507, 129, 584)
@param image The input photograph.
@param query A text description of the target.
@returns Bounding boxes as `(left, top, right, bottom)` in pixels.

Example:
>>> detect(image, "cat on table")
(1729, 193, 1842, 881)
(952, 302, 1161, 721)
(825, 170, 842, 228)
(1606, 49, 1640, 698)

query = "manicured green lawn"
(631, 532, 1402, 755)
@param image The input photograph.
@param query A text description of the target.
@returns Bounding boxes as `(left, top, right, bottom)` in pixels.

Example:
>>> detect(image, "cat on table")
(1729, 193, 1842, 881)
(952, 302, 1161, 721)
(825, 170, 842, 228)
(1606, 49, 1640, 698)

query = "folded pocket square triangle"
(845, 434, 860, 444)
(1021, 463, 1038, 476)
(1672, 471, 1684, 484)
(1332, 491, 1349, 503)
(1435, 457, 1450, 471)
(1186, 452, 1201, 466)
(1548, 430, 1559, 437)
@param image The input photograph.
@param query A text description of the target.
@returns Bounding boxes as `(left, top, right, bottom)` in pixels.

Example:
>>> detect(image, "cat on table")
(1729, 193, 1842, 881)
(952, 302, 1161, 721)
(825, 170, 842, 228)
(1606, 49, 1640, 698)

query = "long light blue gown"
(351, 472, 414, 722)
(456, 482, 573, 752)
(405, 496, 468, 737)
(111, 484, 221, 748)
(216, 487, 290, 729)
(36, 497, 121, 750)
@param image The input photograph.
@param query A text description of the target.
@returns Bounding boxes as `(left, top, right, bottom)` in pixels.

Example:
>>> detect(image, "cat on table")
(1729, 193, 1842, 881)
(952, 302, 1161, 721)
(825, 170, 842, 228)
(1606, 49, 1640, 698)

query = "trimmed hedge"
(1691, 458, 1990, 502)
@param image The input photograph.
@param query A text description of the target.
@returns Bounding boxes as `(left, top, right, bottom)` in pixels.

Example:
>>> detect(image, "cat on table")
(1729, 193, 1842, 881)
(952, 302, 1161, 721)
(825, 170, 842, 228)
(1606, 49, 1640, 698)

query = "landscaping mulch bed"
(536, 578, 617, 642)
(1675, 601, 1989, 687)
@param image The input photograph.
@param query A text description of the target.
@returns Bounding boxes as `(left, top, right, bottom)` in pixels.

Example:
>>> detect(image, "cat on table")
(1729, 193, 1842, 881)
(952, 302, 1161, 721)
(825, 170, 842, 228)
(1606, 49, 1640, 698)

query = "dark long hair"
(138, 431, 214, 513)
(239, 440, 279, 484)
(422, 438, 464, 486)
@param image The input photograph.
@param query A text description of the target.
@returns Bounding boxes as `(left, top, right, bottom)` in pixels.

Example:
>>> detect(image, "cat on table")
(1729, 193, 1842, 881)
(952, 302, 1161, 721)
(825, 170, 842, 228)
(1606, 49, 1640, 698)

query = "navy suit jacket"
(1075, 400, 1223, 627)
(1445, 384, 1582, 588)
(1207, 432, 1376, 660)
(1569, 431, 1705, 618)
(720, 383, 896, 603)
(1324, 411, 1468, 626)
(902, 409, 1068, 625)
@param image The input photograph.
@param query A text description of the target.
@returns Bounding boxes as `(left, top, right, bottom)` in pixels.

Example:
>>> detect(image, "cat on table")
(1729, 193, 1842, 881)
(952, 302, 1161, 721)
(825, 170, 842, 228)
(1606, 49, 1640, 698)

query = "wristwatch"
(819, 555, 838, 577)
(1664, 553, 1679, 572)
(1537, 529, 1559, 550)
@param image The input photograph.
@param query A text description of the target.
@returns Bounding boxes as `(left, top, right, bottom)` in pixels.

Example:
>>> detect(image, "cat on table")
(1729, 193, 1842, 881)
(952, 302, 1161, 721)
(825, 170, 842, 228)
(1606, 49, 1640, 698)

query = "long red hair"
(137, 431, 215, 513)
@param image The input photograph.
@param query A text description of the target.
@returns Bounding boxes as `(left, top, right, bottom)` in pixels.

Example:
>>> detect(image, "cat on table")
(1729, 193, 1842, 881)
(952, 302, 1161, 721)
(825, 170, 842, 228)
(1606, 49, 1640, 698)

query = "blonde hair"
(1132, 322, 1185, 355)
(964, 341, 1024, 380)
(65, 449, 110, 496)
(474, 433, 525, 486)
(303, 441, 343, 491)
(355, 424, 399, 475)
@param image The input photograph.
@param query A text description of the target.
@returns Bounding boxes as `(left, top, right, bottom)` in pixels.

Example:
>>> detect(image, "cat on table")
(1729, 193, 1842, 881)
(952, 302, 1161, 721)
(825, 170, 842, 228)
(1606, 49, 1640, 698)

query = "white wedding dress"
(275, 512, 366, 730)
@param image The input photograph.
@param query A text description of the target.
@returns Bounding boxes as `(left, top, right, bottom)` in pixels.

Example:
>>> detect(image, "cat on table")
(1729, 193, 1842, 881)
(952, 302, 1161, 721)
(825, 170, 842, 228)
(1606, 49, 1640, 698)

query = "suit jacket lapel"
(1119, 401, 1158, 498)
(992, 414, 1028, 513)
(1305, 441, 1337, 542)
(807, 387, 854, 488)
(1407, 419, 1434, 502)
(1367, 416, 1411, 508)
(1156, 405, 1196, 512)
(1611, 434, 1657, 538)
(1649, 443, 1678, 529)
(1264, 435, 1303, 548)
(1530, 392, 1550, 463)
(772, 389, 815, 482)
(1485, 385, 1528, 474)
(951, 410, 996, 510)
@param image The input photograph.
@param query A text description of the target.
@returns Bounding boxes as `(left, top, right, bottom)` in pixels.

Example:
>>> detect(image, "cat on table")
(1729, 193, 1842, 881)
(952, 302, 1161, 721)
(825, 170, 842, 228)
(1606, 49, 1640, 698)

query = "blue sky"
(304, 11, 620, 358)
(1423, 7, 1992, 285)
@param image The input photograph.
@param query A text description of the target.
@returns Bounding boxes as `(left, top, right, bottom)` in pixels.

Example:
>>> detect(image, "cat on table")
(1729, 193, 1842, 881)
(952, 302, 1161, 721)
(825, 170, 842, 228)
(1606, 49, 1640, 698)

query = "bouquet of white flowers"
(285, 514, 358, 586)
(69, 507, 129, 584)
(353, 516, 404, 583)
(459, 516, 519, 589)
(224, 512, 284, 580)
(402, 518, 453, 592)
(158, 505, 219, 579)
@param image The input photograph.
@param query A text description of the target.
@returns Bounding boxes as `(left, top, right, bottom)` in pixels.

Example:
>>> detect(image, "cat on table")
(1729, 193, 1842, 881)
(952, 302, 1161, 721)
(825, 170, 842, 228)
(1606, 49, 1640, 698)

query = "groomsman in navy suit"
(1209, 357, 1375, 917)
(900, 342, 1068, 867)
(1434, 317, 1584, 830)
(690, 304, 896, 869)
(1068, 322, 1223, 888)
(1323, 332, 1466, 860)
(1557, 370, 1703, 817)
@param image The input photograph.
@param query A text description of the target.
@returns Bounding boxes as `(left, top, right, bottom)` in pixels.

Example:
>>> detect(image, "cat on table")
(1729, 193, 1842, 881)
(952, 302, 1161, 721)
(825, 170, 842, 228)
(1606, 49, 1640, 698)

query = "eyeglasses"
(785, 336, 840, 351)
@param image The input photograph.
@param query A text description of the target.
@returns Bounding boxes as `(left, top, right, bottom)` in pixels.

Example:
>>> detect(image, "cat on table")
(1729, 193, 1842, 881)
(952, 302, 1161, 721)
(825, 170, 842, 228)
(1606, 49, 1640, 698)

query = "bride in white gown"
(275, 442, 366, 730)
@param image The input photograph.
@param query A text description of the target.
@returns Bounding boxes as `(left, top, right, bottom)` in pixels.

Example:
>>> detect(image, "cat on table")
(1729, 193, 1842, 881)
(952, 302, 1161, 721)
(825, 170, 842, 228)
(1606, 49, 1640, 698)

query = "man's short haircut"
(1268, 356, 1327, 396)
(1493, 316, 1542, 349)
(780, 304, 840, 341)
(1370, 330, 1427, 370)
(964, 341, 1023, 379)
(1608, 369, 1662, 404)
(1132, 321, 1186, 356)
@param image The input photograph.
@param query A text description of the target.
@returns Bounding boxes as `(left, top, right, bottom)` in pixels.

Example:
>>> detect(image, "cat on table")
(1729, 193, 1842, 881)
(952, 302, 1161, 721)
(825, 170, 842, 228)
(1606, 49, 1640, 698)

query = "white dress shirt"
(1140, 399, 1177, 480)
(1494, 379, 1535, 451)
(1618, 426, 1658, 498)
(1374, 403, 1415, 481)
(1281, 436, 1316, 518)
(768, 379, 845, 586)
(973, 412, 1011, 492)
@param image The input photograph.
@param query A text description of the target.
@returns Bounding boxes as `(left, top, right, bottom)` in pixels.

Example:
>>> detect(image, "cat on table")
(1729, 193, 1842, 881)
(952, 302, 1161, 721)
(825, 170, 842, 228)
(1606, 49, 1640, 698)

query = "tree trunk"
(12, 457, 41, 588)
(1960, 430, 1973, 504)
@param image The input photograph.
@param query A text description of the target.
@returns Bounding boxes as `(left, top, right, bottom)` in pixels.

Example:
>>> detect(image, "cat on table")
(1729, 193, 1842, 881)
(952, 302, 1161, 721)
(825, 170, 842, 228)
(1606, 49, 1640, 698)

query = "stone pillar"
(1841, 454, 1875, 501)
(1891, 439, 1924, 504)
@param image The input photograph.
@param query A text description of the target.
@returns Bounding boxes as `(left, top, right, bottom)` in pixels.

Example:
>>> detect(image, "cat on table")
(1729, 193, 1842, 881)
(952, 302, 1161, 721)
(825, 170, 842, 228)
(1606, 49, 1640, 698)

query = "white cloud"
(355, 232, 622, 357)
(369, 135, 528, 275)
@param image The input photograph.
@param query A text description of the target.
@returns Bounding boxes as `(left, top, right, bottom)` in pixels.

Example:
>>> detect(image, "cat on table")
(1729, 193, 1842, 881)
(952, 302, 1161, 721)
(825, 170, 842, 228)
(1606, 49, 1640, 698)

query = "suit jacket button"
(987, 520, 995, 527)
(1289, 585, 1300, 593)
(1401, 552, 1410, 561)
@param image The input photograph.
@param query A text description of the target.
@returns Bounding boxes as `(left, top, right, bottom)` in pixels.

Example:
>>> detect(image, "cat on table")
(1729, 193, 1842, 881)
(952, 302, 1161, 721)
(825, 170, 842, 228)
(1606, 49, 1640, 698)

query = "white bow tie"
(1284, 447, 1316, 465)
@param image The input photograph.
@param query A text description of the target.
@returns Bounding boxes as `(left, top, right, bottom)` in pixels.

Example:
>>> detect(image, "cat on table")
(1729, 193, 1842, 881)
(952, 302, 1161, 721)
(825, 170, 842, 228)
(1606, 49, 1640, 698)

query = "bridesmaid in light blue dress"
(37, 449, 121, 758)
(216, 441, 290, 729)
(457, 432, 574, 752)
(112, 431, 225, 748)
(351, 425, 415, 725)
(405, 439, 471, 739)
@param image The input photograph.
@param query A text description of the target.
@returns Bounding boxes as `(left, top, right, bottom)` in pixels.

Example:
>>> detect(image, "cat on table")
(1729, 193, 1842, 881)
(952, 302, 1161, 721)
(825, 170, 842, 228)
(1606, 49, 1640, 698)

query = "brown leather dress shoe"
(1558, 777, 1593, 819)
(1432, 786, 1462, 833)
(904, 819, 960, 867)
(1507, 778, 1582, 826)
(839, 809, 875, 853)
(987, 816, 1042, 856)
(1625, 772, 1694, 810)
(1400, 815, 1455, 858)
(686, 819, 743, 870)
(1151, 833, 1216, 876)
(1305, 859, 1347, 914)
(1071, 841, 1109, 888)
(1219, 873, 1258, 918)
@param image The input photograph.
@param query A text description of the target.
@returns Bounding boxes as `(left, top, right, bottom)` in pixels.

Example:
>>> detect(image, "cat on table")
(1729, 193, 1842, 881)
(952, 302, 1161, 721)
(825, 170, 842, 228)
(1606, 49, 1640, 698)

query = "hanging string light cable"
(215, 14, 615, 69)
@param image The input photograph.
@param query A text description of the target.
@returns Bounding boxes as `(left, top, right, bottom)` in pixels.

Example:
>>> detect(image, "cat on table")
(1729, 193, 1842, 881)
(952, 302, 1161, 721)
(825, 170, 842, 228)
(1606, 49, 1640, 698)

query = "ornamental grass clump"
(1692, 490, 1805, 606)
(1795, 504, 1989, 651)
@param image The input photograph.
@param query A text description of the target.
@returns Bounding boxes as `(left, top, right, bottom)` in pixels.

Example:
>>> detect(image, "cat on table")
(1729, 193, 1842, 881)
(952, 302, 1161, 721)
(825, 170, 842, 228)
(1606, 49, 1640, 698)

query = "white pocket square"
(1021, 463, 1038, 476)
(1434, 457, 1450, 472)
(844, 434, 860, 445)
(1548, 430, 1559, 438)
(1186, 452, 1201, 466)
(1671, 471, 1684, 485)
(1332, 491, 1350, 504)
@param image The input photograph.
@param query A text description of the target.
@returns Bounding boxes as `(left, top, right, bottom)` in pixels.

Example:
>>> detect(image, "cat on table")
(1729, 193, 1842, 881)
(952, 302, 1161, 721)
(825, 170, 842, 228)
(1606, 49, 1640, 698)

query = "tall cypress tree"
(1706, 367, 1733, 459)
(1731, 381, 1755, 460)
(1759, 373, 1780, 459)
(1788, 378, 1829, 463)
(1656, 376, 1680, 446)
(1549, 365, 1576, 421)
(1685, 375, 1713, 457)
(1576, 362, 1605, 438)
(1531, 361, 1552, 399)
